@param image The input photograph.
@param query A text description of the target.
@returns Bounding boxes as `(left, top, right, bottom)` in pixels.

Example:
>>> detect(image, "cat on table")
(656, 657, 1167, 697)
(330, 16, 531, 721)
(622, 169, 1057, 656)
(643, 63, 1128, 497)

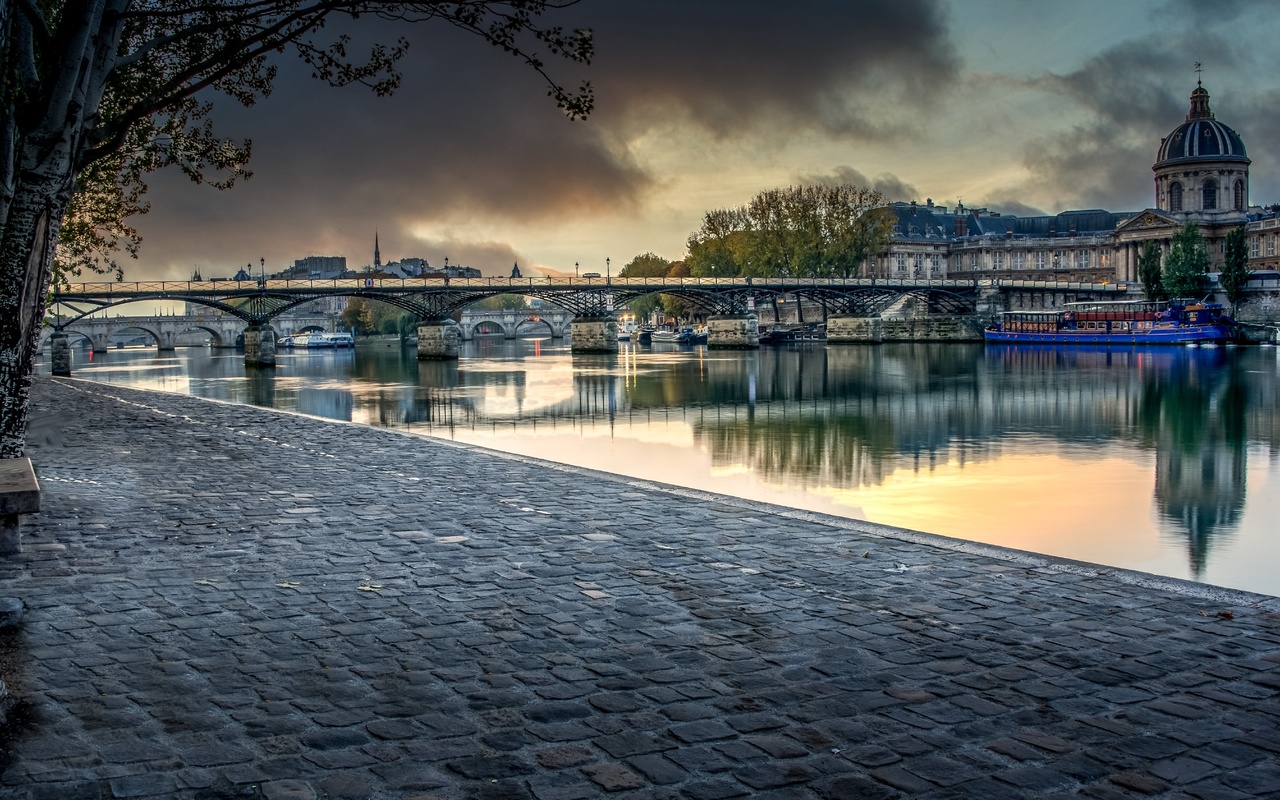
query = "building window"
(1251, 236, 1260, 258)
(1235, 180, 1245, 211)
(930, 254, 941, 273)
(896, 254, 907, 274)
(913, 255, 923, 276)
(1203, 180, 1217, 210)
(1170, 182, 1183, 212)
(1077, 250, 1090, 269)
(1035, 251, 1046, 270)
(1269, 235, 1276, 258)
(971, 253, 979, 269)
(1099, 248, 1111, 267)
(991, 252, 1003, 270)
(1012, 252, 1026, 270)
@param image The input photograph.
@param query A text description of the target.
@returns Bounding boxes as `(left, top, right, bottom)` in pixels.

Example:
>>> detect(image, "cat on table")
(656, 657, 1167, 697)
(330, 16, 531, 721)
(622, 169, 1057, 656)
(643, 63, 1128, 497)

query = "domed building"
(1153, 82, 1250, 216)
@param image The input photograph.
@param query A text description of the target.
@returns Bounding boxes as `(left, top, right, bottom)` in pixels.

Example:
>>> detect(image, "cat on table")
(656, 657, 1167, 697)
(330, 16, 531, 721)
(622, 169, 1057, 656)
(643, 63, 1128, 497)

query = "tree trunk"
(0, 169, 73, 459)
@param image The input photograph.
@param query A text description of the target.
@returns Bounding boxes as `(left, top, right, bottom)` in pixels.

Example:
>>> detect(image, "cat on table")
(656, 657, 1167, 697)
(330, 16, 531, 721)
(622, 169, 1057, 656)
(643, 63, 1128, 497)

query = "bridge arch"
(463, 317, 514, 339)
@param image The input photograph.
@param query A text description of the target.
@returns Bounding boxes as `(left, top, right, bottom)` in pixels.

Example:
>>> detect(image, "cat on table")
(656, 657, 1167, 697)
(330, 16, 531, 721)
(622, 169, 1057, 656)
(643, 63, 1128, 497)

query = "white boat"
(322, 332, 354, 347)
(292, 333, 331, 348)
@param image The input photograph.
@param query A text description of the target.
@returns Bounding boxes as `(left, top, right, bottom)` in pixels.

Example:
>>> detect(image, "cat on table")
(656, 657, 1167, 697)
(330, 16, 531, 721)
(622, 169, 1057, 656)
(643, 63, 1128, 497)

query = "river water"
(46, 338, 1280, 597)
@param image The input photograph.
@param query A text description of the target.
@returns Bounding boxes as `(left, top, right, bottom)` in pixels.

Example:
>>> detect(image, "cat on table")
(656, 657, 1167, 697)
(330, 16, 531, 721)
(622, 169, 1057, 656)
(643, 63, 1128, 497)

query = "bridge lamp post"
(575, 261, 579, 278)
(606, 257, 610, 280)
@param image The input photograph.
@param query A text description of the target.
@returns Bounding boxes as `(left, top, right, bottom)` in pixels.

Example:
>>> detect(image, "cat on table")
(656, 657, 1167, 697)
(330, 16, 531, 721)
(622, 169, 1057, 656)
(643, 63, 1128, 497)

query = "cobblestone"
(0, 376, 1279, 799)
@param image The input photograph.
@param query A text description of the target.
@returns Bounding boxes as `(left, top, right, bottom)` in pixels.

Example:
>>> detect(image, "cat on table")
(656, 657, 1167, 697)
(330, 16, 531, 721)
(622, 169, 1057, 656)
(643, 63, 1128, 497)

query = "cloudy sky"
(130, 0, 1280, 280)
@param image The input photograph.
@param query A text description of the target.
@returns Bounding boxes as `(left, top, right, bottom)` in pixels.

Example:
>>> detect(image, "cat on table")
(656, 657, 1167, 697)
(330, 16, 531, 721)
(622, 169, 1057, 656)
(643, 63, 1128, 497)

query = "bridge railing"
(51, 276, 1137, 296)
(53, 276, 987, 294)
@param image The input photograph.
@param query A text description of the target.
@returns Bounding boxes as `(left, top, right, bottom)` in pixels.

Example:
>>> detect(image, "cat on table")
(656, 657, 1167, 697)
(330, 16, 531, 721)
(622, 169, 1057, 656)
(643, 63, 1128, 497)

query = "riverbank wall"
(2, 376, 1279, 799)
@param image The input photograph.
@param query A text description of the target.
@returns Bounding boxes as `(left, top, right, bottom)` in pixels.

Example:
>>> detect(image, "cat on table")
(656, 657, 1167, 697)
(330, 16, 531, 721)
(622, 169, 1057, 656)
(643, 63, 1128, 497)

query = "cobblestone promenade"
(2, 376, 1279, 800)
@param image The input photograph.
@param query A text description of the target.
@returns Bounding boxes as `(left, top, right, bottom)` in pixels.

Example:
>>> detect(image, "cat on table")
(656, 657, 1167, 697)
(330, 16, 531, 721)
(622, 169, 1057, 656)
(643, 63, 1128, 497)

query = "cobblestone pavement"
(2, 375, 1279, 800)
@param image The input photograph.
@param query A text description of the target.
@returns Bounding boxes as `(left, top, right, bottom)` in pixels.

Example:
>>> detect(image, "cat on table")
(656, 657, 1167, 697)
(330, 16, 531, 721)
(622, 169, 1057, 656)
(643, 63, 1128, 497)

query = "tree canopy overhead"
(684, 185, 895, 280)
(0, 0, 593, 457)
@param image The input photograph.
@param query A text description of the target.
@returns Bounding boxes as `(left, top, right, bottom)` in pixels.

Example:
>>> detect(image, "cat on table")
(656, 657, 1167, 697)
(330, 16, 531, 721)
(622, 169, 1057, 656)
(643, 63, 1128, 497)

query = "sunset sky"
(129, 0, 1280, 280)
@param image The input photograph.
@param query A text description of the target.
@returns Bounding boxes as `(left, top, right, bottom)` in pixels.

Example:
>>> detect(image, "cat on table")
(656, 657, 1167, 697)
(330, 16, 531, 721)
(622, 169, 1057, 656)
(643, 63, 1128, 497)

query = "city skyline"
(127, 0, 1280, 280)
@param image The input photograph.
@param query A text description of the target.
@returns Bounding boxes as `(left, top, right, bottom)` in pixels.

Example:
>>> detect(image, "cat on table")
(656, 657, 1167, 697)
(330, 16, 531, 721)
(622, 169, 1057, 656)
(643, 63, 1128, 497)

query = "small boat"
(650, 329, 683, 343)
(322, 332, 354, 347)
(984, 300, 1237, 346)
(637, 327, 654, 345)
(292, 333, 331, 348)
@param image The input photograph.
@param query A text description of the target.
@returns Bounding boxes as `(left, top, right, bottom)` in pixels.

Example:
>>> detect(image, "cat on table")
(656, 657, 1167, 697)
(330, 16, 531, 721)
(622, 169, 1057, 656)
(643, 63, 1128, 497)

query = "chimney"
(926, 198, 934, 208)
(955, 218, 968, 237)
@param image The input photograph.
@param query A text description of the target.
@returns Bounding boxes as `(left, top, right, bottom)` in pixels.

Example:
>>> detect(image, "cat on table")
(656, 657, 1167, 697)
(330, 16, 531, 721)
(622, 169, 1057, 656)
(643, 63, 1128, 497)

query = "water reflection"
(48, 340, 1280, 595)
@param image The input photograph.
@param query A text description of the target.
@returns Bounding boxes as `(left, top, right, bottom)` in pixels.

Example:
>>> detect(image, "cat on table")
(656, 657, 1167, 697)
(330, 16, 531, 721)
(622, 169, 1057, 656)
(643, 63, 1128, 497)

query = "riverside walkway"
(2, 377, 1279, 800)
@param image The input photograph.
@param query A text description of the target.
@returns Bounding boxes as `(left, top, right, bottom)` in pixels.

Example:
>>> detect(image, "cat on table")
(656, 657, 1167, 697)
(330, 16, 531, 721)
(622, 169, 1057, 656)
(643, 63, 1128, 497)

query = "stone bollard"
(417, 321, 462, 360)
(49, 332, 71, 376)
(243, 324, 277, 367)
(570, 316, 618, 353)
(706, 314, 760, 349)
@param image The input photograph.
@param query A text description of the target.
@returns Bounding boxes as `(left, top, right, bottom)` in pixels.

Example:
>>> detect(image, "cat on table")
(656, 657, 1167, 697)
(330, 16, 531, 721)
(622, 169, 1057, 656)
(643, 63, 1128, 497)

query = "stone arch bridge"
(46, 276, 1132, 370)
(40, 312, 337, 353)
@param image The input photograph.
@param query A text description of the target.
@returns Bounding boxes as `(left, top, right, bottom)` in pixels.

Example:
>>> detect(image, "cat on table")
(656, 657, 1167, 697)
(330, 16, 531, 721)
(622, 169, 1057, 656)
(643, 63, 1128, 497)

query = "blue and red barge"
(984, 300, 1237, 345)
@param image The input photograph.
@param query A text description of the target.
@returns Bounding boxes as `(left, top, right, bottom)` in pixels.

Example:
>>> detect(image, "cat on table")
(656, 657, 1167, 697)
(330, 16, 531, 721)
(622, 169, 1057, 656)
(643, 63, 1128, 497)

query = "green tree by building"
(1163, 223, 1210, 299)
(1138, 240, 1165, 301)
(1220, 227, 1251, 313)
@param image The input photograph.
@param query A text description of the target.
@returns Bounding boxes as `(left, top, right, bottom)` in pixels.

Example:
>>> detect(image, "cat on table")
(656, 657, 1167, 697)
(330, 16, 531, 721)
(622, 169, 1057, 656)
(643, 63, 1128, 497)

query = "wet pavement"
(1, 375, 1279, 800)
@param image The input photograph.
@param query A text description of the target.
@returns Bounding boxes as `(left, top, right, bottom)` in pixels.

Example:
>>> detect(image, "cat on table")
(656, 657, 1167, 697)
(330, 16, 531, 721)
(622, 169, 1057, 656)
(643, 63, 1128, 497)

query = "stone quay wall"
(828, 314, 985, 343)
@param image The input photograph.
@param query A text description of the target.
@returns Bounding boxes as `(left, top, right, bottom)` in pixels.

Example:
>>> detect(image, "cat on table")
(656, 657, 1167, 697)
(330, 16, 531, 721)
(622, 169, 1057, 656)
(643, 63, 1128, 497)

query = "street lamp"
(606, 257, 611, 279)
(575, 261, 579, 278)
(259, 257, 266, 285)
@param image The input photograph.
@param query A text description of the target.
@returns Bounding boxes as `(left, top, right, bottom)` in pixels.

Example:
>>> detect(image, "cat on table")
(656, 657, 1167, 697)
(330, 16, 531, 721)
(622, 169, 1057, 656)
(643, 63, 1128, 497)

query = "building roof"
(1156, 84, 1248, 167)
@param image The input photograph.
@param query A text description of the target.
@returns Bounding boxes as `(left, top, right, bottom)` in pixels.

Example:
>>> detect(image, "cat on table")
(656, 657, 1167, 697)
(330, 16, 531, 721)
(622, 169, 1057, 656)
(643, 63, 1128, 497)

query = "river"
(44, 338, 1280, 597)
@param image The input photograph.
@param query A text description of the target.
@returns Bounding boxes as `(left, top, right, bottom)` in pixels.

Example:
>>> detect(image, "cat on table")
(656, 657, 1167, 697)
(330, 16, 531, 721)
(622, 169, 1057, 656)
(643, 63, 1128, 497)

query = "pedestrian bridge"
(45, 275, 1133, 368)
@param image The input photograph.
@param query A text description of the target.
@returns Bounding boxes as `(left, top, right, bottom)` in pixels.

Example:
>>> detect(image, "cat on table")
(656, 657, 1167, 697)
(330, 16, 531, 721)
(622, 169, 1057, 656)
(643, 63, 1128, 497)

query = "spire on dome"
(1187, 64, 1214, 121)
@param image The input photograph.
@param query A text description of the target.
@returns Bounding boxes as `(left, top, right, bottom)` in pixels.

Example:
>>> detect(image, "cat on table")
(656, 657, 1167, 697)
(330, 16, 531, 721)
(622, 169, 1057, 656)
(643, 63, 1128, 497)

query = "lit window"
(1099, 249, 1110, 267)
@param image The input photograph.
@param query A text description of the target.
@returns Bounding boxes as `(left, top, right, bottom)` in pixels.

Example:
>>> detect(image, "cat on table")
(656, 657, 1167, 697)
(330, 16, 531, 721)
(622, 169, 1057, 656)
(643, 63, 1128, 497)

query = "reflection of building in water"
(1147, 361, 1249, 578)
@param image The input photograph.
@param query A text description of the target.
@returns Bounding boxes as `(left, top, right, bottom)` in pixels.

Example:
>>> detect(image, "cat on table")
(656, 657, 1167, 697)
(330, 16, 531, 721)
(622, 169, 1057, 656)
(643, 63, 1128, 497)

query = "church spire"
(374, 229, 382, 267)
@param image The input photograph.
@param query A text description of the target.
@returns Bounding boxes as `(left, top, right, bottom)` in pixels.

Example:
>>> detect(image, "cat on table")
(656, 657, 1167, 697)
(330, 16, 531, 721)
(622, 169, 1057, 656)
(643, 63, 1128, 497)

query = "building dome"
(1155, 84, 1248, 167)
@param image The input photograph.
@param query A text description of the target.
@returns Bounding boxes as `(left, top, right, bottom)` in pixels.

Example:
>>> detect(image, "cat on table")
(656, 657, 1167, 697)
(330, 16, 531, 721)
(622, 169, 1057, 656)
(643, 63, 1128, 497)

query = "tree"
(685, 185, 894, 279)
(1163, 223, 1210, 299)
(469, 293, 527, 311)
(1, 1, 593, 457)
(1138, 240, 1165, 301)
(1220, 227, 1250, 313)
(619, 252, 669, 322)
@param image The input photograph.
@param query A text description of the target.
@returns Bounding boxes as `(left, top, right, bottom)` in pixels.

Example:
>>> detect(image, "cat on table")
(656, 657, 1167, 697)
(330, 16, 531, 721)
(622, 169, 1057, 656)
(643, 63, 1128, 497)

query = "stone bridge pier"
(569, 316, 618, 353)
(417, 321, 462, 360)
(243, 324, 277, 367)
(706, 314, 760, 349)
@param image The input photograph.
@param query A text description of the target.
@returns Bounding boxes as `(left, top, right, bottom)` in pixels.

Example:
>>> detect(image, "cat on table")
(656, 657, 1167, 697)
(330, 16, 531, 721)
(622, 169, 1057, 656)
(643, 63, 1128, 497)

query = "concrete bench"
(0, 458, 40, 555)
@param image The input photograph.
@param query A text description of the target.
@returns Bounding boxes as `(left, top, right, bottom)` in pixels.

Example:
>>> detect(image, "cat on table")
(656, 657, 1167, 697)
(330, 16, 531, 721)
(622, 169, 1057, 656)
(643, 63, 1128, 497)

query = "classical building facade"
(870, 82, 1277, 291)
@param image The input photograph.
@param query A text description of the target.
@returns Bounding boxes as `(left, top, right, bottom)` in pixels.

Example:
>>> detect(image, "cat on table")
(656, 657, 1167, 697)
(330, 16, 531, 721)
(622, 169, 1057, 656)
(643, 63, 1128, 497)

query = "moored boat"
(984, 300, 1237, 345)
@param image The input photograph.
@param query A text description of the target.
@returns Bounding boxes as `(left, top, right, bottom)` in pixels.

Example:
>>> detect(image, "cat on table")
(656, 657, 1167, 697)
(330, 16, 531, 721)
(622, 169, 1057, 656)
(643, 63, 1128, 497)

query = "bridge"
(457, 307, 573, 340)
(41, 312, 338, 353)
(46, 275, 1133, 370)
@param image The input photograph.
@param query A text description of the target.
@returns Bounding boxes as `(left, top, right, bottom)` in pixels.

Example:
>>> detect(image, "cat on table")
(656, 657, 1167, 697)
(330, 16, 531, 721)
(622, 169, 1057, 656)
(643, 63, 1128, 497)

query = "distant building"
(286, 255, 347, 280)
(869, 80, 1265, 290)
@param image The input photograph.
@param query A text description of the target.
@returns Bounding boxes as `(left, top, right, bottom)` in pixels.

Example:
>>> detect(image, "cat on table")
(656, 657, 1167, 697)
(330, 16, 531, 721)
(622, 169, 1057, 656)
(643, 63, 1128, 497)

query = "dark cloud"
(798, 166, 920, 202)
(1003, 29, 1279, 212)
(984, 199, 1048, 217)
(132, 1, 960, 277)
